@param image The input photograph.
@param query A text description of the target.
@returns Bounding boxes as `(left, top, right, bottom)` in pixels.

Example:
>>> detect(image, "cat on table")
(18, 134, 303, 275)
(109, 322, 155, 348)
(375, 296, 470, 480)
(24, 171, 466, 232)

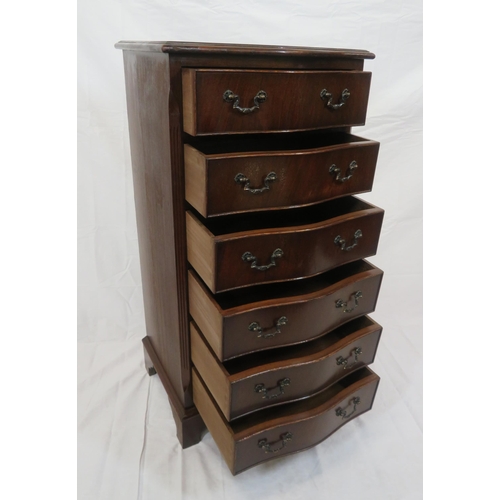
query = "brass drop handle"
(329, 161, 358, 183)
(223, 89, 267, 114)
(336, 291, 363, 313)
(334, 229, 362, 252)
(248, 316, 288, 339)
(321, 88, 350, 110)
(255, 377, 291, 400)
(336, 347, 363, 370)
(242, 248, 283, 271)
(234, 171, 277, 194)
(336, 397, 361, 419)
(258, 432, 293, 454)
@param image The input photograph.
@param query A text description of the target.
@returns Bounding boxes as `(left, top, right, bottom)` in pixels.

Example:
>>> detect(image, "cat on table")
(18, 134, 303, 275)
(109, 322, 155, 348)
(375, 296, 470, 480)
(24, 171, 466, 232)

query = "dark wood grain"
(185, 132, 379, 217)
(115, 41, 375, 60)
(188, 259, 384, 361)
(182, 69, 372, 135)
(121, 50, 195, 434)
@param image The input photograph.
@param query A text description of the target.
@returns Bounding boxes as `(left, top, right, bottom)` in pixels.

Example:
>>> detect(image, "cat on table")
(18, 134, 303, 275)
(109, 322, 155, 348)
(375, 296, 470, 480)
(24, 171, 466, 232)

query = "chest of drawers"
(116, 41, 384, 475)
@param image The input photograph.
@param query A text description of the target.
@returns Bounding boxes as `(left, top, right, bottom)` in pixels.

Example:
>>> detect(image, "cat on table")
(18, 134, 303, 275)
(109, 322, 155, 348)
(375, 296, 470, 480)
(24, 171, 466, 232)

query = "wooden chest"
(115, 41, 383, 475)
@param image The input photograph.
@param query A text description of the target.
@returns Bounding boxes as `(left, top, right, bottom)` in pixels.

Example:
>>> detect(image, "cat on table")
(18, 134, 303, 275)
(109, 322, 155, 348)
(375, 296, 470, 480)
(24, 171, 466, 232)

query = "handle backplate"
(336, 291, 363, 313)
(223, 89, 267, 114)
(248, 316, 288, 339)
(334, 229, 362, 252)
(329, 160, 358, 183)
(258, 432, 293, 453)
(242, 248, 283, 271)
(336, 347, 363, 370)
(255, 377, 291, 400)
(320, 88, 350, 110)
(336, 396, 361, 419)
(235, 171, 277, 194)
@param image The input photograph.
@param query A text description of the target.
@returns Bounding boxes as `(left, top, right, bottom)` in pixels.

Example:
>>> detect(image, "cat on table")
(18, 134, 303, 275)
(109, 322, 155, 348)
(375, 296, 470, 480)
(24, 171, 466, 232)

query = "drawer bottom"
(193, 365, 380, 475)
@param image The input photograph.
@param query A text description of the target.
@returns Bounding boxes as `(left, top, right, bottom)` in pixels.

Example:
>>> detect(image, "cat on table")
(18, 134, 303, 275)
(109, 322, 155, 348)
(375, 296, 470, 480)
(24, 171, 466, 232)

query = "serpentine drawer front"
(188, 259, 383, 361)
(184, 132, 380, 217)
(116, 41, 383, 475)
(191, 316, 382, 421)
(193, 365, 380, 475)
(186, 196, 384, 293)
(182, 69, 372, 135)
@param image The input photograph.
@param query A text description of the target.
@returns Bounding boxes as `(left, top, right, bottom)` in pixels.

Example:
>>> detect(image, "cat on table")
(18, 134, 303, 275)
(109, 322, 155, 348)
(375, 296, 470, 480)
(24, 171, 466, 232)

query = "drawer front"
(223, 268, 383, 360)
(185, 138, 380, 217)
(182, 69, 371, 135)
(192, 366, 380, 475)
(214, 209, 383, 292)
(191, 316, 382, 421)
(188, 261, 383, 361)
(233, 370, 379, 473)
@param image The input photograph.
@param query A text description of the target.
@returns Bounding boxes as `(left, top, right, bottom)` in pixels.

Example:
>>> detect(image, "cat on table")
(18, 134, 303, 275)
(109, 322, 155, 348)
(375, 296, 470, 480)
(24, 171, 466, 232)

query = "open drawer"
(186, 196, 384, 293)
(191, 316, 382, 421)
(193, 365, 380, 475)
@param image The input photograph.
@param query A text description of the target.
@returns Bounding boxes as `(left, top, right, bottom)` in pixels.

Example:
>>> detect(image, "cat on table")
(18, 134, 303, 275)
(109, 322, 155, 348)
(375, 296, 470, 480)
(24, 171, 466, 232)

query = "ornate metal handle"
(329, 161, 358, 183)
(334, 229, 362, 252)
(258, 432, 293, 453)
(336, 397, 361, 419)
(336, 291, 363, 313)
(336, 347, 363, 370)
(242, 248, 283, 271)
(223, 89, 267, 114)
(248, 316, 288, 339)
(255, 377, 291, 400)
(320, 88, 350, 110)
(234, 171, 277, 194)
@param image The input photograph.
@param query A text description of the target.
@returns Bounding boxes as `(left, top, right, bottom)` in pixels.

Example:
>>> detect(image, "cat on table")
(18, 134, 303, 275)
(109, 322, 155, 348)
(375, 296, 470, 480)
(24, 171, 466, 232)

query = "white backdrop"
(78, 1, 422, 498)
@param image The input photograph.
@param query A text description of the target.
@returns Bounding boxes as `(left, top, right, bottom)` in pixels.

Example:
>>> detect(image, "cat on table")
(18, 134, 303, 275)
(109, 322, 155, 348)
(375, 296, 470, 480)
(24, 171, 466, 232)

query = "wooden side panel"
(188, 271, 223, 358)
(122, 50, 192, 407)
(182, 68, 197, 135)
(184, 144, 208, 217)
(192, 369, 236, 471)
(186, 211, 216, 291)
(190, 323, 231, 419)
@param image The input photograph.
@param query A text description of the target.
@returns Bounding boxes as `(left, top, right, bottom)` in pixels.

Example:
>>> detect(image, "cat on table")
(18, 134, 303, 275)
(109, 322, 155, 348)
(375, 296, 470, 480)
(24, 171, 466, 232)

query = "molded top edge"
(114, 41, 375, 59)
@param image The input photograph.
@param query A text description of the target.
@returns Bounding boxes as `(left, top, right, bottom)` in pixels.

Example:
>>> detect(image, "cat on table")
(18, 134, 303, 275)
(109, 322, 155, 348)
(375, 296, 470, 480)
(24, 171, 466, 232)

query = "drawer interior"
(209, 259, 378, 309)
(222, 316, 378, 375)
(197, 195, 373, 235)
(186, 131, 370, 156)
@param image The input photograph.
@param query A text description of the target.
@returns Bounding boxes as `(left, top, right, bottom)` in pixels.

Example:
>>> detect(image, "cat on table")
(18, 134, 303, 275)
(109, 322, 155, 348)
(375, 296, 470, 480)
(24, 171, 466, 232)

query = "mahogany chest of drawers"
(115, 41, 384, 475)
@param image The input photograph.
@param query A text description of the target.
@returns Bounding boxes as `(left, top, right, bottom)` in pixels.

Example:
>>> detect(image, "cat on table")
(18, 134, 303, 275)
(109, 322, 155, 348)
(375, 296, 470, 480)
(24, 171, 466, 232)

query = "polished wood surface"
(188, 260, 383, 361)
(182, 69, 371, 135)
(191, 317, 382, 421)
(184, 132, 379, 217)
(193, 366, 380, 474)
(116, 41, 375, 60)
(187, 197, 384, 293)
(121, 51, 193, 412)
